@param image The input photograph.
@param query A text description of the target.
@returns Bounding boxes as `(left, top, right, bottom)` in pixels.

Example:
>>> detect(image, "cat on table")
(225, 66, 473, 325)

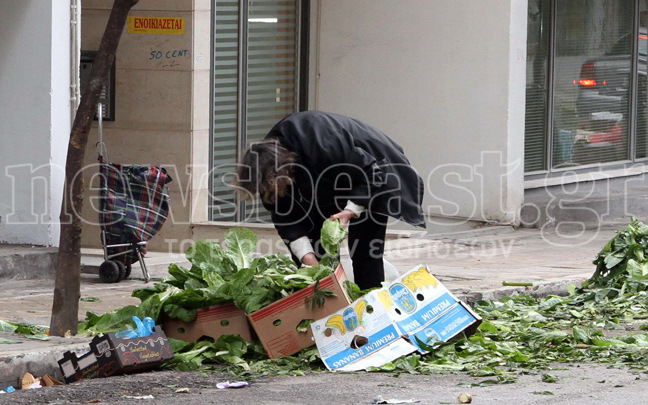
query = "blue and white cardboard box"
(377, 265, 482, 351)
(311, 265, 481, 371)
(310, 290, 419, 371)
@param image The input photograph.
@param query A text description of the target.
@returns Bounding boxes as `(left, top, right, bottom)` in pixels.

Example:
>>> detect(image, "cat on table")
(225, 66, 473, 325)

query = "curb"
(0, 249, 58, 280)
(0, 341, 91, 389)
(456, 278, 585, 306)
(414, 225, 516, 241)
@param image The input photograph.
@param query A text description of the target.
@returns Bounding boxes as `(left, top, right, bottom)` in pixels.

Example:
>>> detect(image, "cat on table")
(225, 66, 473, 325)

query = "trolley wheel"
(99, 261, 121, 283)
(114, 261, 127, 282)
(124, 264, 132, 279)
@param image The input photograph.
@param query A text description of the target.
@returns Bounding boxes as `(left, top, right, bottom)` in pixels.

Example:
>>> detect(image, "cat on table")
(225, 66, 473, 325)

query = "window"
(554, 0, 633, 168)
(210, 0, 307, 222)
(524, 0, 648, 174)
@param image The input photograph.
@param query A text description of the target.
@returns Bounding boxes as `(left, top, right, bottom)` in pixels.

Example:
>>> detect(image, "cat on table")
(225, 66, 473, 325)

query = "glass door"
(211, 0, 303, 222)
(552, 0, 633, 168)
(244, 0, 300, 222)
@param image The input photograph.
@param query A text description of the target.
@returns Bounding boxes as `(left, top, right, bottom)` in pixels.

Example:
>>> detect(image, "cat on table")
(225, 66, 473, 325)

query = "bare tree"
(50, 0, 139, 336)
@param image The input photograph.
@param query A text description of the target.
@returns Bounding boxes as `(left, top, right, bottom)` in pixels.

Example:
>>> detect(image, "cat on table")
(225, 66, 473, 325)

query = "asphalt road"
(3, 363, 647, 404)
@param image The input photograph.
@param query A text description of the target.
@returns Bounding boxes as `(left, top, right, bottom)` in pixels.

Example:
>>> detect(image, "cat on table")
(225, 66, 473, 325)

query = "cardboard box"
(163, 303, 255, 343)
(58, 350, 100, 384)
(21, 373, 41, 389)
(248, 264, 351, 359)
(311, 290, 419, 371)
(41, 375, 64, 386)
(311, 265, 482, 371)
(378, 265, 482, 351)
(90, 326, 174, 377)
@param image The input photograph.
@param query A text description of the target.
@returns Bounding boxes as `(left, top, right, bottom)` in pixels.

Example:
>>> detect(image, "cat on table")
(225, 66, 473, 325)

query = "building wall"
(77, 0, 527, 253)
(313, 0, 527, 225)
(79, 0, 211, 252)
(0, 0, 71, 246)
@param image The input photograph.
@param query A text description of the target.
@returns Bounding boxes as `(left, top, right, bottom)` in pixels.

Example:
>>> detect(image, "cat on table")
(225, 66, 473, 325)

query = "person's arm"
(331, 200, 365, 227)
(262, 185, 318, 264)
(289, 236, 318, 265)
(300, 252, 319, 265)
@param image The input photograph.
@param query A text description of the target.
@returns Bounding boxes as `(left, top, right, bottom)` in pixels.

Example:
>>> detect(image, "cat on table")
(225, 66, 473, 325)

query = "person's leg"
(348, 212, 388, 290)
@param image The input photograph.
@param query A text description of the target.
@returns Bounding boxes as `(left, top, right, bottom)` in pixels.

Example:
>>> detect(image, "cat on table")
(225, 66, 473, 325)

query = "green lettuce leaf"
(225, 228, 257, 269)
(321, 219, 347, 256)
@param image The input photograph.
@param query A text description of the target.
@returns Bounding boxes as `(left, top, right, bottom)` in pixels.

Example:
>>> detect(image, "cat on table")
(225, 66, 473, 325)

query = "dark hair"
(237, 139, 296, 203)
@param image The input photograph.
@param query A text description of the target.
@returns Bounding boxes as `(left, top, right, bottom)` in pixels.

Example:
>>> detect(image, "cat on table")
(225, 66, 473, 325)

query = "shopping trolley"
(95, 103, 172, 283)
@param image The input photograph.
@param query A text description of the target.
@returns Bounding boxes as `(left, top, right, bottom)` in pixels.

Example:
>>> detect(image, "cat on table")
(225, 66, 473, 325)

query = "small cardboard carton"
(311, 265, 482, 371)
(378, 265, 482, 351)
(41, 374, 64, 386)
(163, 303, 255, 343)
(311, 290, 419, 371)
(58, 350, 100, 384)
(21, 373, 42, 389)
(90, 326, 174, 377)
(247, 264, 351, 359)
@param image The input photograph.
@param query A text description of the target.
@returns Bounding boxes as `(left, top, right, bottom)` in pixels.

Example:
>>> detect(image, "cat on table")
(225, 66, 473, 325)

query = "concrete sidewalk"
(0, 223, 623, 387)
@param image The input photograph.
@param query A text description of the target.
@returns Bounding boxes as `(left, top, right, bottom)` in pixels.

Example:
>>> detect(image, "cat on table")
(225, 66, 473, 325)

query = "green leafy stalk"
(306, 280, 336, 310)
(224, 228, 257, 269)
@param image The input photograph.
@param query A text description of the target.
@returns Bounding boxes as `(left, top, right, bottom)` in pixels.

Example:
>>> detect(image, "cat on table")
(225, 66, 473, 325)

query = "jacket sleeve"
(262, 185, 314, 243)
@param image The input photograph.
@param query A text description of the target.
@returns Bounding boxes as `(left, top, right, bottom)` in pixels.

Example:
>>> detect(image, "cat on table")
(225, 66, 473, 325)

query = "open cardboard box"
(58, 350, 100, 384)
(311, 289, 419, 371)
(91, 326, 174, 377)
(248, 264, 351, 359)
(163, 303, 255, 343)
(312, 264, 482, 371)
(378, 264, 482, 352)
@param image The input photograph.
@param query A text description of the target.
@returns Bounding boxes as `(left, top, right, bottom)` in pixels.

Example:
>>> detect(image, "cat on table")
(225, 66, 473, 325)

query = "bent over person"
(237, 111, 426, 290)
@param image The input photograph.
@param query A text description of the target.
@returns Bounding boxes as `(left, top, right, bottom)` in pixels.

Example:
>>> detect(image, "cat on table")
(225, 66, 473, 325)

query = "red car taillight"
(578, 62, 597, 87)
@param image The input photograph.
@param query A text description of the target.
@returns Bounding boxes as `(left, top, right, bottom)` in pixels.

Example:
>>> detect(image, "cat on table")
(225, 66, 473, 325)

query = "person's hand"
(301, 252, 319, 266)
(331, 209, 357, 228)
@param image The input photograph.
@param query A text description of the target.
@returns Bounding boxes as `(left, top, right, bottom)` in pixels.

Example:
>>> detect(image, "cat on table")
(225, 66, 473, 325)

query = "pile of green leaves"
(164, 335, 324, 375)
(589, 219, 648, 289)
(76, 222, 354, 372)
(373, 286, 648, 381)
(80, 227, 340, 335)
(361, 221, 648, 381)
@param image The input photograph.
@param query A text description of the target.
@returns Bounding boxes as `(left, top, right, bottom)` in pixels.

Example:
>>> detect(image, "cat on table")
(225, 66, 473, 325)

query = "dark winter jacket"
(262, 111, 426, 242)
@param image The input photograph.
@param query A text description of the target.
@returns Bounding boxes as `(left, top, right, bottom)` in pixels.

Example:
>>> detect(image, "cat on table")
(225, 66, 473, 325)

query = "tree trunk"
(50, 0, 139, 337)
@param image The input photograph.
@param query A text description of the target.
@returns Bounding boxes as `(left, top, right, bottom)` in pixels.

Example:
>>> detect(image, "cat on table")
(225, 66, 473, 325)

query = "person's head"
(237, 139, 296, 203)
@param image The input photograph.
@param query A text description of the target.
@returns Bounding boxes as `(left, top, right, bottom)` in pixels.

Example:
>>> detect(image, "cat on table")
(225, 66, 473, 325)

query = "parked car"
(571, 29, 648, 163)
(576, 29, 647, 123)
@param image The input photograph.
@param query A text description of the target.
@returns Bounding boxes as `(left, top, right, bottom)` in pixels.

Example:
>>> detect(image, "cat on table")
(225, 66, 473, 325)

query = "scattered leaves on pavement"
(531, 391, 554, 395)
